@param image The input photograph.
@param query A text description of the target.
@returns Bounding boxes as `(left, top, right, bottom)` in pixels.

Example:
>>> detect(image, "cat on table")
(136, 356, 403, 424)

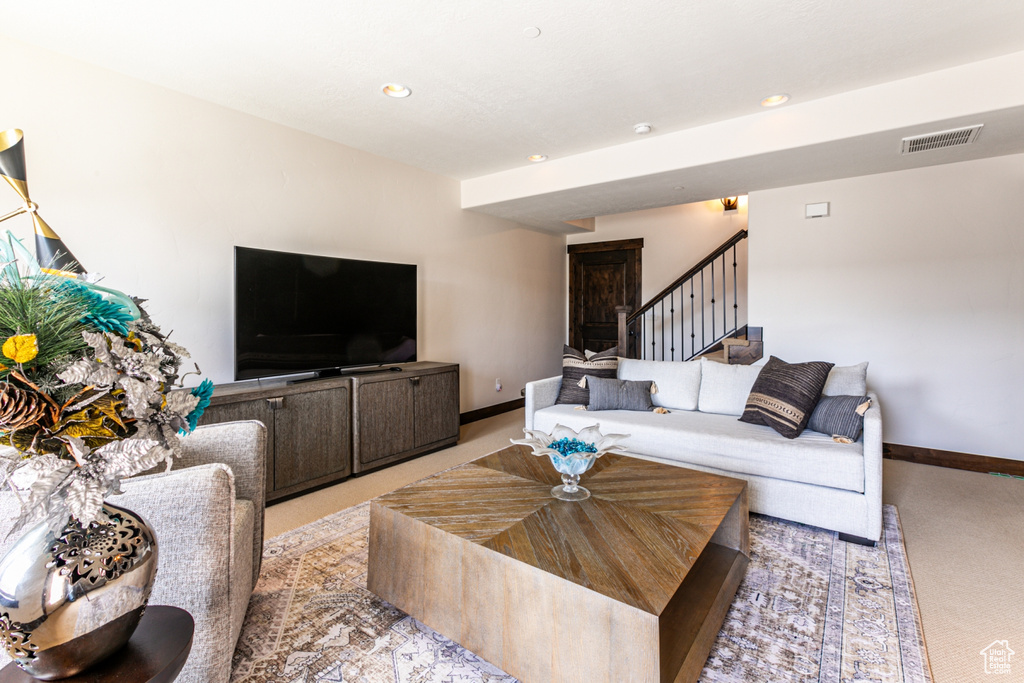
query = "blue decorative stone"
(547, 438, 598, 457)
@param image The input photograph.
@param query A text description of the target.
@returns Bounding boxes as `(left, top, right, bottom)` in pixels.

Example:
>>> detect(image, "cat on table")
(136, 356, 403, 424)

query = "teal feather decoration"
(53, 280, 134, 336)
(185, 379, 215, 432)
(82, 296, 134, 336)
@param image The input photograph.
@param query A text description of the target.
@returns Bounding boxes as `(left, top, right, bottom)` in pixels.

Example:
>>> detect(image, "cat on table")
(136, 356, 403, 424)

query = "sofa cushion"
(585, 376, 655, 412)
(822, 362, 869, 396)
(555, 345, 618, 405)
(697, 358, 763, 416)
(740, 356, 835, 439)
(533, 404, 865, 493)
(617, 358, 701, 411)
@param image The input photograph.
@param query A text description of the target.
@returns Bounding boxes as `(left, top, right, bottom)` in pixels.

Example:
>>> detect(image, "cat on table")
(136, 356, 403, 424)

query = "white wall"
(1, 38, 566, 411)
(749, 154, 1024, 460)
(566, 200, 749, 355)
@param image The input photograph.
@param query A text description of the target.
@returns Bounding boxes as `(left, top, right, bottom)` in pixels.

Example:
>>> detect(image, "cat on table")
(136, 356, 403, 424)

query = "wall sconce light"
(720, 197, 739, 212)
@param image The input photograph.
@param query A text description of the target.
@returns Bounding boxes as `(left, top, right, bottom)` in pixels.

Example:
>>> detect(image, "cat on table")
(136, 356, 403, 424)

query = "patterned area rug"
(231, 504, 931, 682)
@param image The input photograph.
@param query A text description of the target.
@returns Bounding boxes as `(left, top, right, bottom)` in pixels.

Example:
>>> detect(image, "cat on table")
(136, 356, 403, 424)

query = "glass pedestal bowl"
(512, 424, 629, 502)
(547, 451, 598, 501)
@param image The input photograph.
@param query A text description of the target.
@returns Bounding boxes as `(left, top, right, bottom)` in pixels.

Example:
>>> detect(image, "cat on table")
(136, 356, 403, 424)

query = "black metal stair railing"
(624, 229, 747, 361)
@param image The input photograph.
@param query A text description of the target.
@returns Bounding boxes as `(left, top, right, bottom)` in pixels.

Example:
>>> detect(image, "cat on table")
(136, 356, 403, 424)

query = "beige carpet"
(267, 409, 1024, 683)
(882, 460, 1024, 683)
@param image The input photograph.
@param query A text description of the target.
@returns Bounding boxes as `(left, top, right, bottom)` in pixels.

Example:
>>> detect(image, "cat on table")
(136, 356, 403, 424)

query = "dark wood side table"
(0, 606, 194, 683)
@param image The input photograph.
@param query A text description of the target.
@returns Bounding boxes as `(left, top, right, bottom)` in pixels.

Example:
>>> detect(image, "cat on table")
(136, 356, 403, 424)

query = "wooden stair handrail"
(626, 229, 748, 325)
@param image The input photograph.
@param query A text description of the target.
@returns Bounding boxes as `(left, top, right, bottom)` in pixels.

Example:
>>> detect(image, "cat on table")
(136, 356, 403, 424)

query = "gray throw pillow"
(808, 395, 872, 443)
(585, 376, 655, 412)
(555, 346, 618, 405)
(822, 362, 869, 396)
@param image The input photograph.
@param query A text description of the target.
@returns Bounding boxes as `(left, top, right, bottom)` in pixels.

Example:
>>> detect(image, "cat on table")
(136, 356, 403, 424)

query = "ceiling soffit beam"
(461, 50, 1024, 214)
(562, 217, 595, 231)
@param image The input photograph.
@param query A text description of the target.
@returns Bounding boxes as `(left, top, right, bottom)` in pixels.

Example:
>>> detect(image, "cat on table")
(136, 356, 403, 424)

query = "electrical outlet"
(495, 378, 502, 392)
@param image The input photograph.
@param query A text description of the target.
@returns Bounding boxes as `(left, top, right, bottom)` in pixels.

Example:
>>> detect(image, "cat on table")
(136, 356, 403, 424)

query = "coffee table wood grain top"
(368, 445, 749, 683)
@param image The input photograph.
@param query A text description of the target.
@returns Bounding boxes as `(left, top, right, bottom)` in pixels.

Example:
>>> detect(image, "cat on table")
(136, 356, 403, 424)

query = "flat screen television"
(234, 246, 417, 380)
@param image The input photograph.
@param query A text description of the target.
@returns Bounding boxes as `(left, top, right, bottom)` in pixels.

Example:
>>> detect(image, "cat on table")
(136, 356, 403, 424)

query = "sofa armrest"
(861, 391, 883, 541)
(524, 376, 562, 431)
(171, 420, 267, 587)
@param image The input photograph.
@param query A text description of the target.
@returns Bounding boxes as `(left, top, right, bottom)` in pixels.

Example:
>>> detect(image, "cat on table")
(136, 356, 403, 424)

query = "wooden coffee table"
(368, 445, 748, 683)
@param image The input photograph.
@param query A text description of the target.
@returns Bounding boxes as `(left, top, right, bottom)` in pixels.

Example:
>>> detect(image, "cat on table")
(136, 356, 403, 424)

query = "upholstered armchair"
(0, 420, 267, 683)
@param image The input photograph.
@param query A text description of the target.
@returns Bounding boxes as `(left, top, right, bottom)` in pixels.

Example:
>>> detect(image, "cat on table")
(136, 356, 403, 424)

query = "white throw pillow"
(822, 362, 869, 396)
(617, 359, 701, 411)
(697, 358, 764, 416)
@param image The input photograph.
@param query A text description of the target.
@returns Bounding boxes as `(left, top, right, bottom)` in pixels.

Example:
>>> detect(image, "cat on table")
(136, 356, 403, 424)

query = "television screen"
(234, 246, 417, 380)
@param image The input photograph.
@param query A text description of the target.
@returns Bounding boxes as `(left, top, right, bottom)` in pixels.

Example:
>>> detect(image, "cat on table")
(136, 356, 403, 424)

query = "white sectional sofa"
(525, 357, 882, 542)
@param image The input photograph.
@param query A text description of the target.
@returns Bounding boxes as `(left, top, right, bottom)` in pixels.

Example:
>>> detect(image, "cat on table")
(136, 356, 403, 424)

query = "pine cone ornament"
(0, 383, 48, 431)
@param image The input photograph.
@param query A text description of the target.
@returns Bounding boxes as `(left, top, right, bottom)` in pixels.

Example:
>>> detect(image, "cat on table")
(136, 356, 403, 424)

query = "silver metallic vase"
(0, 503, 158, 680)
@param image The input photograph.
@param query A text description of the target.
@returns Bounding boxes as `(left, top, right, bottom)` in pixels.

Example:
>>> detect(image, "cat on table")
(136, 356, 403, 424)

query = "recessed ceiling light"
(523, 26, 541, 38)
(760, 93, 789, 107)
(527, 154, 548, 162)
(634, 122, 653, 135)
(673, 186, 685, 190)
(382, 83, 411, 98)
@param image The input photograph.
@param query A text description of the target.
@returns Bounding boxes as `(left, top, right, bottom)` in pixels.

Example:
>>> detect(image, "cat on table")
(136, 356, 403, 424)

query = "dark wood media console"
(198, 362, 460, 502)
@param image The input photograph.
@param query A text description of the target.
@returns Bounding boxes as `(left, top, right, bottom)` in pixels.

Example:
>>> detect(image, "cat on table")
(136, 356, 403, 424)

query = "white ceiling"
(4, 0, 1024, 227)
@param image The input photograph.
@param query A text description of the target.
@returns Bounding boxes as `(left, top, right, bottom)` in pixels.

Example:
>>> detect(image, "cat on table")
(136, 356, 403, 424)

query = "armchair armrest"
(172, 420, 267, 586)
(116, 464, 238, 683)
(524, 376, 562, 431)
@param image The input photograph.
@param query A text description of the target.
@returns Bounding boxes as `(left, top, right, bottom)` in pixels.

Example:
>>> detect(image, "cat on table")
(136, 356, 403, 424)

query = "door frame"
(568, 238, 643, 354)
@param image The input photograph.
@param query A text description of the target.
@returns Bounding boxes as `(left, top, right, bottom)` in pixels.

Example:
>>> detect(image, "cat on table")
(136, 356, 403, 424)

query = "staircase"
(615, 229, 763, 364)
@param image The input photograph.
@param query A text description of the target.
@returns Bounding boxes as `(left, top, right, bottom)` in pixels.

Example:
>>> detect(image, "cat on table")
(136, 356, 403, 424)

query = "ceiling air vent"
(900, 124, 983, 155)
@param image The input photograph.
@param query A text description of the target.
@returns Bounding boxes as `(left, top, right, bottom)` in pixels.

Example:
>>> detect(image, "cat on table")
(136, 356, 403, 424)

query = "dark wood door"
(568, 239, 642, 354)
(273, 386, 351, 490)
(414, 369, 460, 447)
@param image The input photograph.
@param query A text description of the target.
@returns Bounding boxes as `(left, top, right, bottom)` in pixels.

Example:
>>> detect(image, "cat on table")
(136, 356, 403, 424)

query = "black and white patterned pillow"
(808, 395, 872, 443)
(584, 376, 655, 411)
(555, 346, 618, 405)
(739, 356, 834, 439)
